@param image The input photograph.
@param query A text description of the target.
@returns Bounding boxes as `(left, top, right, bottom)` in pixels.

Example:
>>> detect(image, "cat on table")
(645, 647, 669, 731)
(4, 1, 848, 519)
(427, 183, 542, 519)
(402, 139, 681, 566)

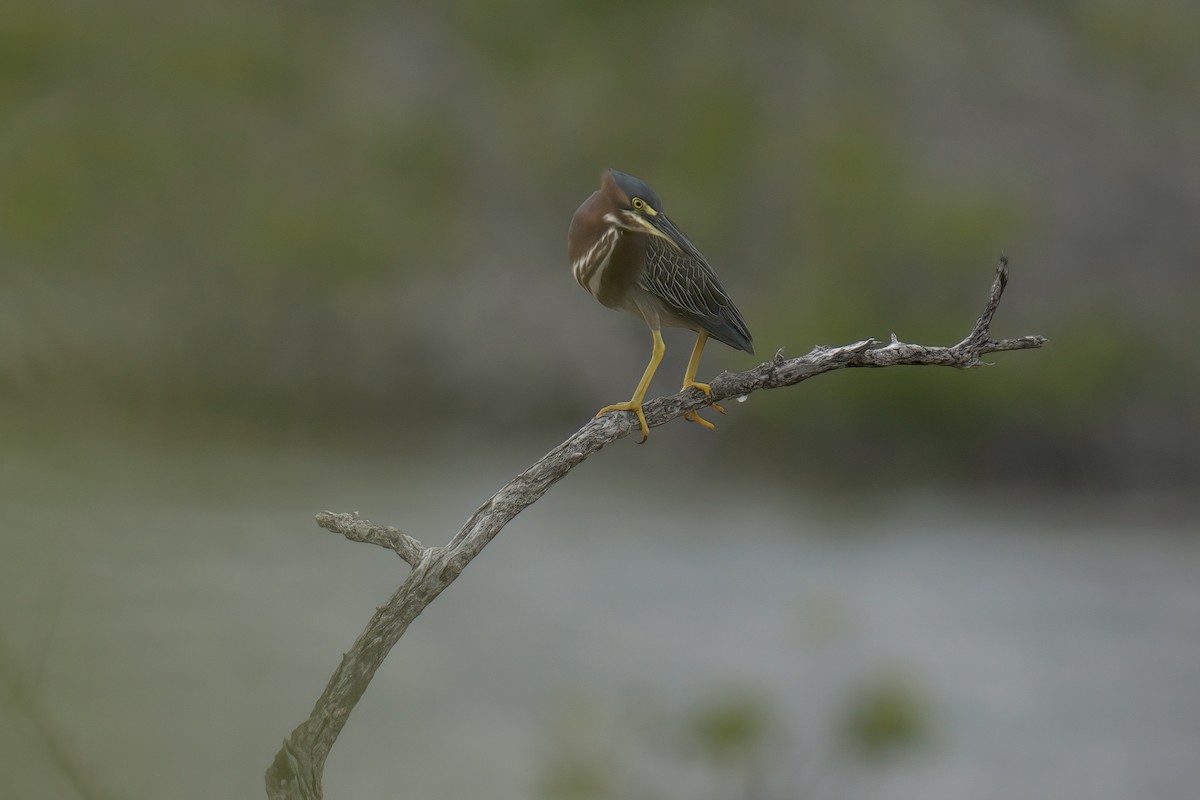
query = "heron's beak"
(635, 211, 704, 259)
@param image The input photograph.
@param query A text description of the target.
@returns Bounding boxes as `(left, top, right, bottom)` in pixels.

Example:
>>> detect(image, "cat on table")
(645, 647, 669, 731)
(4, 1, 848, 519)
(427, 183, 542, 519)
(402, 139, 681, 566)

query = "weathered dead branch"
(266, 258, 1045, 799)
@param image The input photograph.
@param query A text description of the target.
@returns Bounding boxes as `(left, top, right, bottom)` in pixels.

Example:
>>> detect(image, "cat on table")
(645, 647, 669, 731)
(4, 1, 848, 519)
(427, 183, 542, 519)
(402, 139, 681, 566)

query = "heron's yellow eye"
(632, 197, 645, 210)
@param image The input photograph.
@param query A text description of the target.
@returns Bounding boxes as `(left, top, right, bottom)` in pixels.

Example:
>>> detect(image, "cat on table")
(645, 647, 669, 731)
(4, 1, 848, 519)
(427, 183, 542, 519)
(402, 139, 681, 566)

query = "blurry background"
(2, 1, 1198, 798)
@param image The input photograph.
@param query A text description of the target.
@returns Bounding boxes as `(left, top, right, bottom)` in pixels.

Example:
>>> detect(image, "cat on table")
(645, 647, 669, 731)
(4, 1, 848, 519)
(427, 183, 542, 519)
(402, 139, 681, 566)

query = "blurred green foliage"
(1, 0, 1195, 486)
(538, 756, 611, 800)
(689, 692, 770, 765)
(841, 669, 928, 759)
(533, 678, 933, 797)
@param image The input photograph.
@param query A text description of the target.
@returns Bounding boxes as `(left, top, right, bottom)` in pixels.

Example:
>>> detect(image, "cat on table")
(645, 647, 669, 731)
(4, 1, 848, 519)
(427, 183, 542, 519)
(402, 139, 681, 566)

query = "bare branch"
(266, 260, 1045, 799)
(316, 511, 427, 566)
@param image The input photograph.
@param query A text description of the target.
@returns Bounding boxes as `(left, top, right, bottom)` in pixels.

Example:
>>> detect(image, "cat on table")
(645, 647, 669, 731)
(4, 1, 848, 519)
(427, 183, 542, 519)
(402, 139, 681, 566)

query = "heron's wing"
(638, 235, 754, 353)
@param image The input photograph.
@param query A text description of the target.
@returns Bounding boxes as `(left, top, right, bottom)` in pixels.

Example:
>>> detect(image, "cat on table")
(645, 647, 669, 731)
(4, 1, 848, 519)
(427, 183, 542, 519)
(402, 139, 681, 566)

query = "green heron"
(569, 169, 753, 441)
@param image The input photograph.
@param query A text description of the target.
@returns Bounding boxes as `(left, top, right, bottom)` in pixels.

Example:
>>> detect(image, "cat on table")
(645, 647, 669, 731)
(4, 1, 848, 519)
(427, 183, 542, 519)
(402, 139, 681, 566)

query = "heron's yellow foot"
(681, 381, 722, 431)
(683, 380, 726, 415)
(595, 401, 650, 443)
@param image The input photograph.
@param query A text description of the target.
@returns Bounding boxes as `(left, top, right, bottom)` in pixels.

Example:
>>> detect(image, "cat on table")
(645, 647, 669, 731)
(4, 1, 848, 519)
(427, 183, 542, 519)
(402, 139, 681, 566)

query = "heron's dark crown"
(607, 169, 662, 211)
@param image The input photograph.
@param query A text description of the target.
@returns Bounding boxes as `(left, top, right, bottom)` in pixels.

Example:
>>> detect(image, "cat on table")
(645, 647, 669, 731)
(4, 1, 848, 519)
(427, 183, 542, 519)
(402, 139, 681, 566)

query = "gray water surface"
(2, 443, 1197, 799)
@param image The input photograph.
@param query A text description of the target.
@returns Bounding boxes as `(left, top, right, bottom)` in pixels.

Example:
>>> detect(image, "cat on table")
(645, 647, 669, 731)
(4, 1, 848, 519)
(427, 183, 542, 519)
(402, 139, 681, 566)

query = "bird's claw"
(683, 381, 725, 415)
(680, 381, 724, 430)
(595, 401, 650, 442)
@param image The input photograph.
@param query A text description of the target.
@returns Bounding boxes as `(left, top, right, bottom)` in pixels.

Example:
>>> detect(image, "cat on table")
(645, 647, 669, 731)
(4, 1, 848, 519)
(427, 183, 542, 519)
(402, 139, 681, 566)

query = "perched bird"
(568, 169, 753, 441)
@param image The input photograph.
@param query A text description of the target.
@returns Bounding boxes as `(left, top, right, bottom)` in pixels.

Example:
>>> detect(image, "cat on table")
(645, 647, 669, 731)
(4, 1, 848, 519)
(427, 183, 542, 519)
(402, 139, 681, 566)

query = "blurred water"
(1, 441, 1197, 800)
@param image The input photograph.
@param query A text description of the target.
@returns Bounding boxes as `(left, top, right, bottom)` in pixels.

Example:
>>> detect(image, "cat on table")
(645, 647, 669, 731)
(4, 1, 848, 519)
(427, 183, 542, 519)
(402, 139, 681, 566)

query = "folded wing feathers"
(638, 237, 752, 351)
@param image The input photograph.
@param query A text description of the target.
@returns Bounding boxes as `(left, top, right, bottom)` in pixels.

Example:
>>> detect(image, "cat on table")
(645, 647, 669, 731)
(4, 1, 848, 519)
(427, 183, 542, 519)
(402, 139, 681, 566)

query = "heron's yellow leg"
(595, 328, 665, 442)
(680, 332, 724, 429)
